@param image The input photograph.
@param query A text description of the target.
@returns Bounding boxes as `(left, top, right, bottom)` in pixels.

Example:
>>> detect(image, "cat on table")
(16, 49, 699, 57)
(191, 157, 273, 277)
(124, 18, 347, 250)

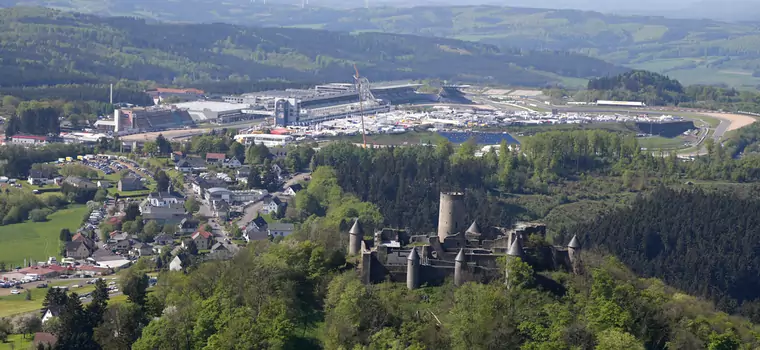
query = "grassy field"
(0, 205, 89, 268)
(0, 283, 97, 318)
(0, 334, 32, 350)
(638, 136, 690, 150)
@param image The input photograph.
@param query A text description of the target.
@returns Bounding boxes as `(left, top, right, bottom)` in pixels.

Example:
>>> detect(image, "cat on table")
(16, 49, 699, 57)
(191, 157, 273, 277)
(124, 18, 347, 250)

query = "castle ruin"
(351, 192, 581, 289)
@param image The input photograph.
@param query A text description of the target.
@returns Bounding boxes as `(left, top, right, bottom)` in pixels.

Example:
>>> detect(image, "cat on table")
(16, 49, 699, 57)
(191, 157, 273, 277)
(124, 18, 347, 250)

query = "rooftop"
(172, 101, 244, 112)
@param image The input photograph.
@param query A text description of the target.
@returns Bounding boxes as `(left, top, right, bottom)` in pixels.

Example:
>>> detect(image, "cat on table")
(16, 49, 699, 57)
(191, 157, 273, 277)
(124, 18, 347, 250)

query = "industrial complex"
(92, 74, 475, 136)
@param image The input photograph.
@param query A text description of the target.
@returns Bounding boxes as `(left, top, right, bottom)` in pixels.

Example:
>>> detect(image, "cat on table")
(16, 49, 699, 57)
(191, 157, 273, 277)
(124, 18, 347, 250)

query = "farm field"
(0, 205, 89, 268)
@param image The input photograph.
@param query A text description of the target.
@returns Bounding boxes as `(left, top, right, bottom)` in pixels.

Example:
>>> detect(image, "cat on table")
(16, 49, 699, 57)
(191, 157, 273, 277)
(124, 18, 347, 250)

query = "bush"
(42, 193, 68, 209)
(3, 206, 23, 225)
(29, 208, 52, 222)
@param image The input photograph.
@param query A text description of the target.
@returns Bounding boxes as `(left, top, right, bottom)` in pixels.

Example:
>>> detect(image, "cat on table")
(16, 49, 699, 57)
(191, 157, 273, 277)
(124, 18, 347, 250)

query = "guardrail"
(737, 111, 760, 117)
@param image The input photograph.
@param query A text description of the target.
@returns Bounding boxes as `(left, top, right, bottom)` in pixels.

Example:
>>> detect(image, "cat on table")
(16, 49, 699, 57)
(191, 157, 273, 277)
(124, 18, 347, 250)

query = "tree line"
(567, 186, 760, 319)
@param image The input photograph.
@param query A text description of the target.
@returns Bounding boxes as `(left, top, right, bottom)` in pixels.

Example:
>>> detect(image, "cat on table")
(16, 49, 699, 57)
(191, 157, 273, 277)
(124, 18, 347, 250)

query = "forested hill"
(4, 3, 760, 87)
(0, 7, 624, 89)
(576, 70, 760, 112)
(569, 187, 760, 319)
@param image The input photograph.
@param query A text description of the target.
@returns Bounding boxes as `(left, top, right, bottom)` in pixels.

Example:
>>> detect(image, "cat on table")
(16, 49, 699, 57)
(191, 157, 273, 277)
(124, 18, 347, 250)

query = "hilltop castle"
(350, 192, 581, 289)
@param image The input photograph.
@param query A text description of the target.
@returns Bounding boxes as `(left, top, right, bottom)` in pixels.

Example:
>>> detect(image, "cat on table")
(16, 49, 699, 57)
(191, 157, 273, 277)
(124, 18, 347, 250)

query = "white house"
(169, 256, 184, 271)
(28, 169, 55, 186)
(222, 157, 242, 169)
(283, 184, 303, 196)
(42, 308, 60, 323)
(261, 196, 285, 215)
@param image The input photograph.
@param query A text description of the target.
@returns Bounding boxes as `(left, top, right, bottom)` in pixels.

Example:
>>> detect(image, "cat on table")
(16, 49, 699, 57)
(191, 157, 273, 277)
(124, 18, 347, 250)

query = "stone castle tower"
(437, 192, 465, 242)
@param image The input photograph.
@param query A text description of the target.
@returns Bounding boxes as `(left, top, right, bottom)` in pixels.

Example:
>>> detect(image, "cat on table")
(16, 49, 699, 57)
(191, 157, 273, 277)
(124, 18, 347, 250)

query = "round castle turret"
(438, 192, 465, 241)
(348, 219, 363, 256)
(505, 235, 524, 288)
(567, 235, 581, 274)
(454, 249, 466, 286)
(407, 248, 420, 290)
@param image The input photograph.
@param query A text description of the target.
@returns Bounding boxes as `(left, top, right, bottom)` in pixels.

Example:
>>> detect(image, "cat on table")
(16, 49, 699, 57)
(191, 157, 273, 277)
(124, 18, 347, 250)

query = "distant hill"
(5, 2, 759, 88)
(0, 7, 626, 90)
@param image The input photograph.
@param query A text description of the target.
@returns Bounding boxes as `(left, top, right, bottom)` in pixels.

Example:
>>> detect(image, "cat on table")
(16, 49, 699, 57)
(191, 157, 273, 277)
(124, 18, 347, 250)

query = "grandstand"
(116, 107, 195, 133)
(372, 84, 432, 105)
(438, 86, 472, 104)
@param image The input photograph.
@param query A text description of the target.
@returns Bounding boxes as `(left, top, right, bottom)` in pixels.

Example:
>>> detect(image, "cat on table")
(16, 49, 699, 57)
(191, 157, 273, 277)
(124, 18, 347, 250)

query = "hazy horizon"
(318, 0, 760, 21)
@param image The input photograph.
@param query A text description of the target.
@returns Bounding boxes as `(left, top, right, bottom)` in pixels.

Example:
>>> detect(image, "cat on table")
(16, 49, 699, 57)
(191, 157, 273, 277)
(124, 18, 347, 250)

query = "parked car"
(36, 283, 48, 288)
(10, 290, 20, 295)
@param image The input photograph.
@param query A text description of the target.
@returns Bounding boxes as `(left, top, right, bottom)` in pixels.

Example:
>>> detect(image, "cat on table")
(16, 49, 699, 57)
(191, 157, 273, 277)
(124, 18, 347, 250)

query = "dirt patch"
(703, 112, 756, 131)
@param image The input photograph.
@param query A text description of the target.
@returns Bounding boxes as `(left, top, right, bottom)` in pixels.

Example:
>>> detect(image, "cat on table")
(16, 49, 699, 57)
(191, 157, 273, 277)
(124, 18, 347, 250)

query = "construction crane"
(354, 64, 368, 148)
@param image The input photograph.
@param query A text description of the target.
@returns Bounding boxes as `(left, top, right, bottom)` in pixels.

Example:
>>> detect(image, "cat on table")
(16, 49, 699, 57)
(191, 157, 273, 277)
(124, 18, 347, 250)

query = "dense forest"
(312, 128, 760, 233)
(0, 7, 625, 90)
(569, 187, 760, 318)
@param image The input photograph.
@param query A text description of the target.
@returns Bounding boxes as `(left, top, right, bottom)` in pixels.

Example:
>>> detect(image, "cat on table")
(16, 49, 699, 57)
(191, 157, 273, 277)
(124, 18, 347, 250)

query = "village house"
(118, 176, 144, 192)
(211, 200, 229, 220)
(170, 151, 184, 162)
(65, 241, 91, 259)
(261, 196, 286, 215)
(72, 232, 95, 251)
(205, 152, 226, 165)
(130, 242, 154, 257)
(283, 184, 303, 196)
(209, 240, 237, 260)
(63, 176, 97, 189)
(41, 308, 60, 324)
(243, 216, 268, 242)
(169, 255, 185, 271)
(28, 168, 56, 185)
(154, 233, 174, 246)
(97, 180, 111, 189)
(222, 156, 243, 169)
(191, 229, 213, 250)
(268, 223, 295, 238)
(178, 218, 200, 235)
(175, 156, 206, 173)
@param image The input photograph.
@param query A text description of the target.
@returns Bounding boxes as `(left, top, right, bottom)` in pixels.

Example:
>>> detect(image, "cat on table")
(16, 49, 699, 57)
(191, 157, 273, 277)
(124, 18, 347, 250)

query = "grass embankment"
(0, 205, 89, 268)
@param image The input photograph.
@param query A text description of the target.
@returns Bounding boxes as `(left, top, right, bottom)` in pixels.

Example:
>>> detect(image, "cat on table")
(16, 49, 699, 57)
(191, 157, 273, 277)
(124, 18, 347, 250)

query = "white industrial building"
(171, 101, 254, 124)
(595, 100, 646, 107)
(233, 133, 294, 147)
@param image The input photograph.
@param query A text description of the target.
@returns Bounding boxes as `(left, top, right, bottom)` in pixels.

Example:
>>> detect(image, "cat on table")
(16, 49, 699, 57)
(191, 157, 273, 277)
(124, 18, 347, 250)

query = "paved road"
(237, 173, 311, 228)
